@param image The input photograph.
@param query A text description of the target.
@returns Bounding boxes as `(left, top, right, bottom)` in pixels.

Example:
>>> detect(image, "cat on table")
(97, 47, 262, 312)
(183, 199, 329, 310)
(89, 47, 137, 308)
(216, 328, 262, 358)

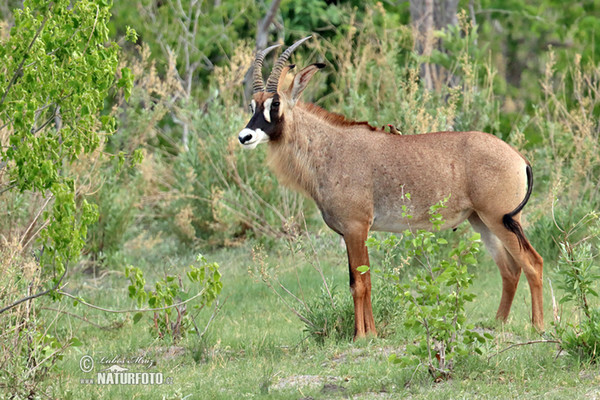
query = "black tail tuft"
(502, 165, 533, 252)
(502, 214, 533, 252)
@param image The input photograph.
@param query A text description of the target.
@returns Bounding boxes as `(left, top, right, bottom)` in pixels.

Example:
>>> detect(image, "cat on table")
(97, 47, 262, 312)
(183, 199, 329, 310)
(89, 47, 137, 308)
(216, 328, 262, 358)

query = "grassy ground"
(38, 227, 600, 399)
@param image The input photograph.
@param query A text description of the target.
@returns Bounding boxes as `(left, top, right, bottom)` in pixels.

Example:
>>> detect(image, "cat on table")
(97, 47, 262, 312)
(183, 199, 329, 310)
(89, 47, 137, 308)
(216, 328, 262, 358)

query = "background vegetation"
(1, 0, 600, 398)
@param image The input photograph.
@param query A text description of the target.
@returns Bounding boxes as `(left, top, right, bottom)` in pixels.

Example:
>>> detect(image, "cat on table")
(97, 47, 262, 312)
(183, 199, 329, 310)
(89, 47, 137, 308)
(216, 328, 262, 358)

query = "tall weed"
(535, 51, 600, 204)
(0, 244, 80, 396)
(550, 210, 600, 362)
(306, 6, 499, 135)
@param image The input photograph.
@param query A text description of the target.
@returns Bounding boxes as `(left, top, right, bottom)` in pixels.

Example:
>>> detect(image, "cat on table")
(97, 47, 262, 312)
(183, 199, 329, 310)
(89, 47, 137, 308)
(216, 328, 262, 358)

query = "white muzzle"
(238, 128, 268, 149)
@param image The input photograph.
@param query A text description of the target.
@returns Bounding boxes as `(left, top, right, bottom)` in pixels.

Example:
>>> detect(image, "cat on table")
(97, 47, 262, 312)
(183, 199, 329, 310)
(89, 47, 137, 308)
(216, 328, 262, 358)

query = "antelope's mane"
(299, 102, 379, 131)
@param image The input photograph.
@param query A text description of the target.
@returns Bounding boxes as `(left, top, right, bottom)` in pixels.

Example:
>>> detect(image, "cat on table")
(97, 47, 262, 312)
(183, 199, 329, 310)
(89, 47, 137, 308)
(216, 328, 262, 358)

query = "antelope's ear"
(277, 64, 295, 92)
(286, 63, 325, 107)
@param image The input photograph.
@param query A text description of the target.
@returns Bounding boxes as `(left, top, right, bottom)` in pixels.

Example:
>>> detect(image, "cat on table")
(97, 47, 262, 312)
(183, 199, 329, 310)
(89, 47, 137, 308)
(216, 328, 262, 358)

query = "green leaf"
(125, 26, 138, 43)
(357, 265, 370, 274)
(117, 67, 134, 101)
(133, 312, 143, 324)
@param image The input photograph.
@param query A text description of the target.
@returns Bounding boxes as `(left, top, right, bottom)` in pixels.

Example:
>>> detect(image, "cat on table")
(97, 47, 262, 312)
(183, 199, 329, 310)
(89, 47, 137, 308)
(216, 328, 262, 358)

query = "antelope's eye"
(272, 101, 280, 107)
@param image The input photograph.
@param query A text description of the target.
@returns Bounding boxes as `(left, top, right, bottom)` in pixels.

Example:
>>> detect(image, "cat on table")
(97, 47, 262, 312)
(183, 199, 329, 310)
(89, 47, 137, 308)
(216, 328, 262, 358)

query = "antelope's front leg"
(344, 228, 377, 339)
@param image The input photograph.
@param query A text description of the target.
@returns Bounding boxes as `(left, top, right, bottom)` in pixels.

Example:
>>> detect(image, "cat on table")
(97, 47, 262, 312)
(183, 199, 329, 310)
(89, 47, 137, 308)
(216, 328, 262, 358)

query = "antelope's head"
(238, 36, 324, 149)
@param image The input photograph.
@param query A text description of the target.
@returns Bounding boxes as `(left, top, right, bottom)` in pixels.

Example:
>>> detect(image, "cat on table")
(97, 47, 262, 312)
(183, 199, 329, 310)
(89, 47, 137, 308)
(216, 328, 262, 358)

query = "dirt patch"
(138, 345, 186, 363)
(586, 389, 600, 400)
(322, 383, 346, 395)
(471, 327, 517, 342)
(327, 345, 407, 367)
(272, 374, 341, 391)
(349, 391, 395, 399)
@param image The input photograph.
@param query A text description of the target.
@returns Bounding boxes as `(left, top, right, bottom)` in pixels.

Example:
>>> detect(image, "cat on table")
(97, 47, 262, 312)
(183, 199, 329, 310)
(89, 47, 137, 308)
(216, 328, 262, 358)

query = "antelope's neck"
(266, 118, 320, 200)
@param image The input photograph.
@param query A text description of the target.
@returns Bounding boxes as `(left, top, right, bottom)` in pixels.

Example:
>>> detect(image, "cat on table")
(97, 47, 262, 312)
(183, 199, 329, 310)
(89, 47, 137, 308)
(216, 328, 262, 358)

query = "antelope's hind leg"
(469, 213, 522, 322)
(470, 212, 544, 330)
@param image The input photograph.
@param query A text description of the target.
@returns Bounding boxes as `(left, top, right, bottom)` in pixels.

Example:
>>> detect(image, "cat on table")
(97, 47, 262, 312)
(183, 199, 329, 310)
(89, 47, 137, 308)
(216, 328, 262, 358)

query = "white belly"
(371, 207, 472, 233)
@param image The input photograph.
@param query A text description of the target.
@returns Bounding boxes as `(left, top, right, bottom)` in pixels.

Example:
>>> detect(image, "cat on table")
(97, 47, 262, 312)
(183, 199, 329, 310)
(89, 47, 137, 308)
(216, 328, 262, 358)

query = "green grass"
(35, 229, 600, 399)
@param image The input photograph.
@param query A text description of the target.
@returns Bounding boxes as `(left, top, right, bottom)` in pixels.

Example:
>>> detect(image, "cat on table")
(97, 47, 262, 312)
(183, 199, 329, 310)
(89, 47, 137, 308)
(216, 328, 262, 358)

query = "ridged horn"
(265, 36, 312, 93)
(252, 44, 282, 94)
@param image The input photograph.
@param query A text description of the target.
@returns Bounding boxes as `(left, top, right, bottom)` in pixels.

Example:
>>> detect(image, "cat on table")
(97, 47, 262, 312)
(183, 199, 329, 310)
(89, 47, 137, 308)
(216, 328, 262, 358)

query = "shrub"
(385, 198, 489, 379)
(0, 2, 132, 395)
(551, 211, 600, 362)
(125, 254, 223, 342)
(0, 244, 81, 397)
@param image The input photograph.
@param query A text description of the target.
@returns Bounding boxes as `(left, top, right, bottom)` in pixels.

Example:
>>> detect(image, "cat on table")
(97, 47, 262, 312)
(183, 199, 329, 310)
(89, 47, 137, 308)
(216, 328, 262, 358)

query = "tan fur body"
(265, 102, 543, 338)
(269, 104, 528, 234)
(241, 42, 543, 339)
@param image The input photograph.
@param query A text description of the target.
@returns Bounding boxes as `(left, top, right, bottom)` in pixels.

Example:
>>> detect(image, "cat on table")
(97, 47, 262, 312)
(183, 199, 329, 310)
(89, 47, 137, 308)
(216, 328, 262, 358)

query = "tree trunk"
(410, 0, 459, 91)
(243, 0, 282, 102)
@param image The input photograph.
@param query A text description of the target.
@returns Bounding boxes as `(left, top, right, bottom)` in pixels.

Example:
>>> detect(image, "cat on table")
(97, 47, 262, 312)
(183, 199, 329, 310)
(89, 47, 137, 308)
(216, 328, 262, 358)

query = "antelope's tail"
(502, 164, 533, 252)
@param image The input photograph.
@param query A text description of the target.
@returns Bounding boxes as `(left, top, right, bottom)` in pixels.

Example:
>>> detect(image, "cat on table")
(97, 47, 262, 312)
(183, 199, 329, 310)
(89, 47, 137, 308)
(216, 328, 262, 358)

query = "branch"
(19, 194, 53, 249)
(24, 338, 71, 378)
(0, 182, 17, 196)
(195, 296, 226, 339)
(57, 287, 208, 314)
(260, 278, 315, 328)
(31, 108, 58, 134)
(80, 4, 99, 56)
(256, 0, 282, 50)
(487, 339, 560, 361)
(0, 260, 66, 315)
(40, 306, 117, 330)
(0, 3, 53, 108)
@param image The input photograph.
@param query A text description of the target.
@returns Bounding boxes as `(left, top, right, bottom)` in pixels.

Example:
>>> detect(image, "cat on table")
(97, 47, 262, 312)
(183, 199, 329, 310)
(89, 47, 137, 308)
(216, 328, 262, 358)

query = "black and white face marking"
(263, 98, 273, 123)
(238, 94, 283, 149)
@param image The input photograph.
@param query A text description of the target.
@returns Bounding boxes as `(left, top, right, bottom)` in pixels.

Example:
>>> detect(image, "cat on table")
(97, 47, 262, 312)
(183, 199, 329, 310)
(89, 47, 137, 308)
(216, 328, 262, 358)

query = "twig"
(80, 5, 99, 56)
(25, 339, 71, 377)
(40, 306, 117, 330)
(31, 110, 58, 134)
(19, 194, 53, 249)
(0, 263, 66, 315)
(0, 182, 17, 196)
(198, 297, 226, 339)
(275, 278, 309, 311)
(487, 339, 560, 361)
(554, 347, 564, 360)
(57, 287, 207, 314)
(428, 364, 450, 379)
(262, 279, 315, 328)
(21, 219, 51, 251)
(548, 277, 560, 326)
(550, 196, 565, 233)
(0, 3, 52, 108)
(404, 362, 424, 388)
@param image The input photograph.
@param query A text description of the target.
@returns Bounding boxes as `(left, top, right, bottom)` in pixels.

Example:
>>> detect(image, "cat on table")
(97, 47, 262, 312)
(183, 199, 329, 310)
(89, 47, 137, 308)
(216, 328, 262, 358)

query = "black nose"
(239, 134, 253, 144)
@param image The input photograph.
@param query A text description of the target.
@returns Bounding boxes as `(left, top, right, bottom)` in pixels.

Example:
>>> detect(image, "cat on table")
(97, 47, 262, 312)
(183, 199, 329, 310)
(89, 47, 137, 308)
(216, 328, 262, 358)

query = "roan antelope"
(238, 37, 544, 339)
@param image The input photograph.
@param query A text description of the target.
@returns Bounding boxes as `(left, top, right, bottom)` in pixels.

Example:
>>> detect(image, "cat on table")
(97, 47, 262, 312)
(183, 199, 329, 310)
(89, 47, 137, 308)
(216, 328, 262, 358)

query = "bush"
(125, 254, 223, 343)
(552, 211, 600, 362)
(385, 198, 489, 378)
(0, 244, 80, 397)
